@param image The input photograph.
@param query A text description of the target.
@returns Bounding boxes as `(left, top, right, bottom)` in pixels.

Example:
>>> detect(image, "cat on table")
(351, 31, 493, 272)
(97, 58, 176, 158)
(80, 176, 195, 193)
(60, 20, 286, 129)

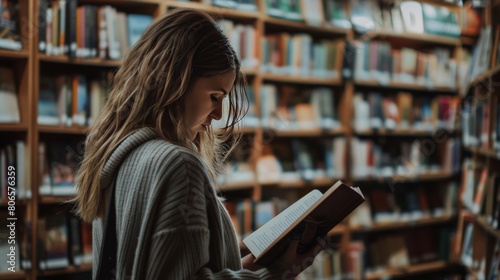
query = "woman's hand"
(268, 236, 327, 279)
(241, 254, 264, 271)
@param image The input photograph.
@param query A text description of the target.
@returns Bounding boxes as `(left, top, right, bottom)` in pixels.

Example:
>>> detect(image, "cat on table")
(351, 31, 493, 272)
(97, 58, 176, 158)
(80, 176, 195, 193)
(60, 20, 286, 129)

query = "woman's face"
(183, 70, 236, 140)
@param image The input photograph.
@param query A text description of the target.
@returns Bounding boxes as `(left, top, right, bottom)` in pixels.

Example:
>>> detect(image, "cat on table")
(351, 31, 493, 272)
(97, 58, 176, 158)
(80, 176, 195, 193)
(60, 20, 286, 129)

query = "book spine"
(38, 0, 48, 53)
(66, 0, 77, 59)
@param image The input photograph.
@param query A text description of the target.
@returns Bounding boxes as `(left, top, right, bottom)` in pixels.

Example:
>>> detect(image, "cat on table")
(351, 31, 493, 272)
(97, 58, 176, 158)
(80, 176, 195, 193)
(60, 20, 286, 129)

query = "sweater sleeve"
(143, 151, 286, 280)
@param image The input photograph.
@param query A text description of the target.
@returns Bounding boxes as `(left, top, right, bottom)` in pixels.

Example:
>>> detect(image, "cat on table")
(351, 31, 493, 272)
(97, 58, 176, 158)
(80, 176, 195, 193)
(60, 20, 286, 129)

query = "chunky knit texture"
(92, 127, 284, 279)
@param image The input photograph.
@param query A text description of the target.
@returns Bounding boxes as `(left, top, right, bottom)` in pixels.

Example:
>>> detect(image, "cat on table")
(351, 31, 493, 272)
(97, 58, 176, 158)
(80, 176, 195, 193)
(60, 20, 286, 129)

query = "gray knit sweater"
(92, 127, 284, 279)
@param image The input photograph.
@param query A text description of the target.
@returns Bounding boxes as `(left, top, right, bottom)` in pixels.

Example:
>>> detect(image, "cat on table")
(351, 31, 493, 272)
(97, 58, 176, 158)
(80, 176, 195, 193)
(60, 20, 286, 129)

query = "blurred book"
(0, 67, 20, 123)
(0, 0, 22, 50)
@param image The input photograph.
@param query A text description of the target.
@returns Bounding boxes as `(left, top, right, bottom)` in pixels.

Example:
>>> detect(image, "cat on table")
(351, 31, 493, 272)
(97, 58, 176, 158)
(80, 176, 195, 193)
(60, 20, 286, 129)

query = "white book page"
(243, 190, 322, 257)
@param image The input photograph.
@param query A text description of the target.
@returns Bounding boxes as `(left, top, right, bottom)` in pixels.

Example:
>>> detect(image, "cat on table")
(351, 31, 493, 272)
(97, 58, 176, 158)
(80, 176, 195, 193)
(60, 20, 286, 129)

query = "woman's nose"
(211, 100, 223, 121)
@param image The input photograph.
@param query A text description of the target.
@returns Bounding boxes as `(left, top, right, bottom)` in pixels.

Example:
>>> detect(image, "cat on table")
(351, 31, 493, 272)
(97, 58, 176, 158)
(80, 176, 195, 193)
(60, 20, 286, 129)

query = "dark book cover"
(291, 139, 315, 182)
(44, 215, 69, 269)
(38, 0, 48, 53)
(66, 0, 77, 59)
(341, 41, 356, 80)
(323, 0, 351, 29)
(67, 216, 83, 266)
(0, 0, 22, 50)
(47, 141, 80, 195)
(421, 3, 460, 38)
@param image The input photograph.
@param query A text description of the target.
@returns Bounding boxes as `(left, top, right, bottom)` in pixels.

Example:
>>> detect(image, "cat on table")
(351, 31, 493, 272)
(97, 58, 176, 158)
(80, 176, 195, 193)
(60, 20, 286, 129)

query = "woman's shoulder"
(129, 138, 206, 175)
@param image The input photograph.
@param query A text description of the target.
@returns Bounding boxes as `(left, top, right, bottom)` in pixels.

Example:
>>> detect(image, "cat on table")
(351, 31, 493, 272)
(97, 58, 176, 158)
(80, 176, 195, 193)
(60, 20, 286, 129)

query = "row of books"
(218, 19, 259, 70)
(255, 138, 346, 184)
(220, 137, 345, 185)
(260, 85, 340, 131)
(38, 74, 109, 127)
(185, 0, 466, 42)
(459, 212, 500, 278)
(468, 24, 500, 81)
(345, 226, 463, 279)
(261, 35, 343, 78)
(217, 136, 461, 189)
(0, 141, 30, 200)
(349, 183, 458, 227)
(362, 227, 456, 272)
(353, 92, 460, 132)
(351, 0, 461, 38)
(33, 74, 323, 131)
(460, 161, 500, 225)
(36, 214, 92, 270)
(350, 137, 461, 179)
(462, 99, 500, 150)
(38, 141, 81, 197)
(205, 0, 258, 12)
(0, 67, 20, 124)
(299, 228, 458, 279)
(38, 1, 152, 59)
(352, 41, 463, 89)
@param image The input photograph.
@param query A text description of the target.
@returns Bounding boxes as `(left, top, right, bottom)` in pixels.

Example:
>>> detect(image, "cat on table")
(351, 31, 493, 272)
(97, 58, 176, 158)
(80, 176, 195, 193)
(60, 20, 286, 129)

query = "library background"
(0, 0, 499, 279)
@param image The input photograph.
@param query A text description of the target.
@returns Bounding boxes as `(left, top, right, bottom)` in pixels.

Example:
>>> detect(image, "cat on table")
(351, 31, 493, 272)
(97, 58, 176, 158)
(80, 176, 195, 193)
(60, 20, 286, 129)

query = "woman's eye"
(210, 95, 219, 102)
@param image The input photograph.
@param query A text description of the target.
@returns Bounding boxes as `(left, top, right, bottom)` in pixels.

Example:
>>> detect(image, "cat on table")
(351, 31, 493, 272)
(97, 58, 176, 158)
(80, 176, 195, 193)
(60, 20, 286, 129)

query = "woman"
(74, 8, 324, 279)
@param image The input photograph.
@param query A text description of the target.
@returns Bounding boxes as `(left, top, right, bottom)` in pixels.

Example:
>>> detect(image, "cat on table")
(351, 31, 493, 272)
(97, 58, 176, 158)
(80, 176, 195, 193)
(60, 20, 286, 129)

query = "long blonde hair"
(73, 8, 248, 223)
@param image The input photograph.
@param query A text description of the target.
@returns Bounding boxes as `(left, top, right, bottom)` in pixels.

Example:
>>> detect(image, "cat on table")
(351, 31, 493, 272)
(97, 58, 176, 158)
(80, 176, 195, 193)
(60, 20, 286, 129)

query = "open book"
(242, 180, 365, 266)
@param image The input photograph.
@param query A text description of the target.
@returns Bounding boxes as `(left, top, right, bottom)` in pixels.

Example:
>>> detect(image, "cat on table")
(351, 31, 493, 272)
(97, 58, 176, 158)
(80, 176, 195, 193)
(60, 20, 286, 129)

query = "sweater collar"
(100, 127, 158, 190)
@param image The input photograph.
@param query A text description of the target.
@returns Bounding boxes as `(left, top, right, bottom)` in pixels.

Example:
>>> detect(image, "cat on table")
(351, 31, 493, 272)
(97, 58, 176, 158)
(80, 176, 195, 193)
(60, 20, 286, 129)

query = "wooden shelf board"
(219, 181, 255, 191)
(471, 64, 500, 86)
(238, 126, 258, 134)
(355, 129, 458, 137)
(241, 68, 259, 76)
(466, 146, 500, 160)
(353, 172, 456, 183)
(38, 125, 88, 135)
(365, 261, 448, 280)
(264, 177, 337, 189)
(166, 1, 260, 20)
(350, 215, 455, 232)
(0, 49, 29, 59)
(38, 54, 121, 67)
(269, 128, 345, 137)
(355, 79, 456, 93)
(81, 0, 161, 4)
(0, 123, 28, 132)
(0, 271, 28, 280)
(262, 73, 342, 85)
(263, 16, 349, 36)
(474, 216, 500, 240)
(364, 31, 459, 46)
(39, 196, 75, 204)
(460, 34, 478, 46)
(37, 263, 92, 277)
(0, 199, 29, 207)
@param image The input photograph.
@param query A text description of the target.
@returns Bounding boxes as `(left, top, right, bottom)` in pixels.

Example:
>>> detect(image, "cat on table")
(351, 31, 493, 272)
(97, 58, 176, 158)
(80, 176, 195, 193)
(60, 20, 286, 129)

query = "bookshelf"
(0, 0, 474, 279)
(454, 0, 500, 279)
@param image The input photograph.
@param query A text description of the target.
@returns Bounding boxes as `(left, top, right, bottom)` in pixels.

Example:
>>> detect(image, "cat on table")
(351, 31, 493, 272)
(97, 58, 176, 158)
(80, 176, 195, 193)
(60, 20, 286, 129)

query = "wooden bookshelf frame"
(350, 215, 456, 233)
(365, 261, 453, 280)
(0, 0, 469, 278)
